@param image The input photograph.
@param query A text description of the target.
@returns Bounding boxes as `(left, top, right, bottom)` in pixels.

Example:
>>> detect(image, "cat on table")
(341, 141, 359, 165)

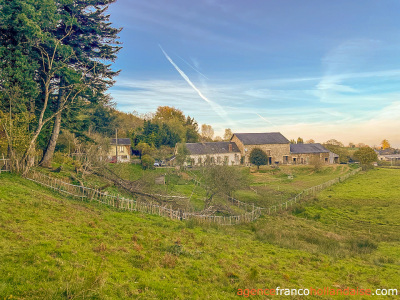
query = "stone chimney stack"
(229, 143, 232, 152)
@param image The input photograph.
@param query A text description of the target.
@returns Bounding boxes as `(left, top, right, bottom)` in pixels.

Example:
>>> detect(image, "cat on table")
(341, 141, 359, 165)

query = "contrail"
(256, 113, 273, 124)
(175, 54, 209, 80)
(159, 45, 230, 122)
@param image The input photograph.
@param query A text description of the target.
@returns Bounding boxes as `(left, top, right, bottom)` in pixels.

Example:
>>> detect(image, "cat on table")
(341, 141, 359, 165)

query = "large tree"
(354, 146, 377, 166)
(40, 0, 122, 167)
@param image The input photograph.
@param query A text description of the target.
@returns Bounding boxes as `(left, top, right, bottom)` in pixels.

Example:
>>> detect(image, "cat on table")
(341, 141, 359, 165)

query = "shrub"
(141, 155, 155, 170)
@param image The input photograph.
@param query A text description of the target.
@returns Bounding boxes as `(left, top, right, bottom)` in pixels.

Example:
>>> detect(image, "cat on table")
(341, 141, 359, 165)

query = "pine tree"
(40, 0, 122, 167)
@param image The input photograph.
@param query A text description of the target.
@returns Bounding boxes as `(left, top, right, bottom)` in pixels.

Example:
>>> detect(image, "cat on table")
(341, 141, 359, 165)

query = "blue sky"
(107, 0, 400, 147)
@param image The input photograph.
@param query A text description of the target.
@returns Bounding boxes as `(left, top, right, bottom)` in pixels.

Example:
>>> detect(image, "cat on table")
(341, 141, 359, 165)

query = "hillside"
(0, 169, 399, 299)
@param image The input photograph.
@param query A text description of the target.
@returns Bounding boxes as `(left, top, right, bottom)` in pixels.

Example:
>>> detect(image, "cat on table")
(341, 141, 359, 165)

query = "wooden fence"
(0, 158, 10, 174)
(24, 168, 360, 225)
(263, 168, 362, 214)
(24, 170, 261, 225)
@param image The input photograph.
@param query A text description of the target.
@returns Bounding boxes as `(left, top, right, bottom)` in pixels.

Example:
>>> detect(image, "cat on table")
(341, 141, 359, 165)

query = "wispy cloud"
(159, 45, 232, 124)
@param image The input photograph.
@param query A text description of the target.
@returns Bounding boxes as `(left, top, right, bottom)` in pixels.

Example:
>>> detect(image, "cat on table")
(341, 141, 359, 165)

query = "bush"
(141, 155, 155, 170)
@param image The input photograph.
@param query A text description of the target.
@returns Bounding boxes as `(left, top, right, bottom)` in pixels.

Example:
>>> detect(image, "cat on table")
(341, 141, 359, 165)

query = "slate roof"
(110, 138, 131, 145)
(290, 143, 329, 154)
(233, 132, 290, 145)
(185, 142, 240, 155)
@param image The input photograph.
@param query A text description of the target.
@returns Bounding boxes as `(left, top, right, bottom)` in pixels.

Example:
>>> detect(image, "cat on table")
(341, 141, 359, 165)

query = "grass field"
(0, 168, 399, 299)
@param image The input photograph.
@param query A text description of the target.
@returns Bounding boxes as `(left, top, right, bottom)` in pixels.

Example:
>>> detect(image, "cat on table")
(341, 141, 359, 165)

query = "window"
(120, 146, 124, 152)
(217, 156, 221, 163)
(198, 157, 202, 164)
(224, 156, 229, 164)
(283, 156, 289, 164)
(325, 157, 328, 163)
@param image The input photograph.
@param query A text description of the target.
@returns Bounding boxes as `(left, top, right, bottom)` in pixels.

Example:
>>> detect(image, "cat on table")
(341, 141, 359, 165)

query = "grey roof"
(290, 143, 329, 154)
(233, 132, 289, 145)
(110, 138, 131, 145)
(186, 142, 240, 155)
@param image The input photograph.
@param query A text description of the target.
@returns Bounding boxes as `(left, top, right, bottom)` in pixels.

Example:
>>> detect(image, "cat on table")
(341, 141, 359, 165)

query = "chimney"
(229, 143, 232, 152)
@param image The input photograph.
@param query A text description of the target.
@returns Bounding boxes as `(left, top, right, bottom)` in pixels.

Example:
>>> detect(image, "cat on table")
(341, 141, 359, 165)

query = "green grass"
(234, 164, 355, 207)
(1, 168, 399, 299)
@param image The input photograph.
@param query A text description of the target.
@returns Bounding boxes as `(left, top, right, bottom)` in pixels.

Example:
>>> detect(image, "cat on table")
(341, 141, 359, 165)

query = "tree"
(185, 116, 200, 143)
(214, 136, 223, 142)
(249, 148, 269, 170)
(141, 155, 155, 170)
(381, 139, 391, 150)
(136, 142, 152, 158)
(325, 139, 344, 147)
(223, 128, 233, 141)
(354, 146, 377, 167)
(297, 137, 304, 144)
(289, 139, 296, 144)
(175, 143, 189, 167)
(306, 139, 315, 144)
(201, 124, 214, 141)
(40, 0, 122, 167)
(202, 165, 247, 205)
(323, 144, 351, 164)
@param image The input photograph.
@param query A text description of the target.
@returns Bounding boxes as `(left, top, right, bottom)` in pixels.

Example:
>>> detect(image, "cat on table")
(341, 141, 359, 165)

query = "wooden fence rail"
(24, 170, 261, 225)
(0, 159, 11, 174)
(24, 167, 360, 225)
(263, 168, 362, 214)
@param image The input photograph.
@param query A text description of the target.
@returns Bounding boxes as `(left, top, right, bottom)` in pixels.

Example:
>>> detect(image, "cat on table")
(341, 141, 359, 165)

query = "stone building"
(108, 138, 131, 163)
(182, 142, 241, 166)
(231, 132, 290, 165)
(289, 143, 330, 164)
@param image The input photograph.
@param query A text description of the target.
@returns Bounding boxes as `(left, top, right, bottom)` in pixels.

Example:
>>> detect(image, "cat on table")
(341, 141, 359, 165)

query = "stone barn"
(183, 142, 241, 166)
(231, 132, 290, 165)
(289, 143, 330, 164)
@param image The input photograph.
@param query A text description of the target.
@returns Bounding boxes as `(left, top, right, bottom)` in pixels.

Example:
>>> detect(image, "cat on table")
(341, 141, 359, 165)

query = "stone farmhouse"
(108, 138, 131, 163)
(184, 142, 241, 166)
(178, 132, 337, 167)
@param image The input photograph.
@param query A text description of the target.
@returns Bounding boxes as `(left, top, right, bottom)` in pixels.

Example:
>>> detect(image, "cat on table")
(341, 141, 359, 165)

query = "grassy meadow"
(0, 167, 399, 299)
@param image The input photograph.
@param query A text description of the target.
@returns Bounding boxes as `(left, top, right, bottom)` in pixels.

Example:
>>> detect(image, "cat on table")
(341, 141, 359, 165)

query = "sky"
(107, 0, 400, 147)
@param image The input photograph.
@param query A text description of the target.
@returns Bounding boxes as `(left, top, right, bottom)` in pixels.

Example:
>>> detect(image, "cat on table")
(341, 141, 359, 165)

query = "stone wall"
(231, 135, 291, 165)
(290, 152, 330, 165)
(186, 152, 241, 166)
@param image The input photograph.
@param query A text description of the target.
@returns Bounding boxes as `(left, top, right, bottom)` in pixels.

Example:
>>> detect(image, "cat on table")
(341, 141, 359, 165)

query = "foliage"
(306, 139, 315, 144)
(323, 144, 351, 163)
(309, 155, 323, 171)
(141, 154, 155, 170)
(381, 139, 391, 150)
(249, 148, 269, 169)
(202, 165, 248, 202)
(136, 142, 153, 158)
(325, 139, 344, 147)
(201, 124, 214, 141)
(354, 146, 377, 166)
(296, 137, 303, 144)
(175, 144, 189, 166)
(223, 128, 233, 141)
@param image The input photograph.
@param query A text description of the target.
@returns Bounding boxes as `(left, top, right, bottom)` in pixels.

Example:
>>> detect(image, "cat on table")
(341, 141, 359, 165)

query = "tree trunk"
(40, 84, 64, 168)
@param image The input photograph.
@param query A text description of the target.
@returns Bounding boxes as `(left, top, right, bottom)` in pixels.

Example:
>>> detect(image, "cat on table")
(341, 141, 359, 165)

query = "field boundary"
(23, 167, 361, 225)
(263, 167, 362, 214)
(24, 170, 261, 225)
